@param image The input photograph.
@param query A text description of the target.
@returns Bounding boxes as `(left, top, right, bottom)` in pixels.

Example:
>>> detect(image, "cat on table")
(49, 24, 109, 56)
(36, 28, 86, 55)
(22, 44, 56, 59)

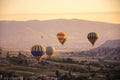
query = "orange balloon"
(57, 32, 67, 45)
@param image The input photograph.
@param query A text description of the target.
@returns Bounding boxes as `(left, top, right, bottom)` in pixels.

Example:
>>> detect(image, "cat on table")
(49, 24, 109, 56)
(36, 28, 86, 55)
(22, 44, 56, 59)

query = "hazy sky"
(0, 0, 120, 23)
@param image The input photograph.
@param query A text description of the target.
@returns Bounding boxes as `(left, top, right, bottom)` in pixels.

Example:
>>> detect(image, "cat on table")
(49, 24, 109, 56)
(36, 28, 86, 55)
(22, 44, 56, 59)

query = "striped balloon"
(87, 32, 98, 46)
(31, 45, 46, 62)
(57, 32, 67, 45)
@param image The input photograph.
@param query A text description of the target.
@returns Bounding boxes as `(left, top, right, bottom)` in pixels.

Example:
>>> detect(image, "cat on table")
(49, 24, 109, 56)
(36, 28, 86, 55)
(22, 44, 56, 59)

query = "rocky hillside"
(80, 40, 120, 58)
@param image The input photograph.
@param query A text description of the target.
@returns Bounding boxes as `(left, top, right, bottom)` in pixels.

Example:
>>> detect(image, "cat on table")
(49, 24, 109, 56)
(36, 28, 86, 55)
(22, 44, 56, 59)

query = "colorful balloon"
(46, 46, 55, 58)
(87, 32, 98, 46)
(57, 32, 67, 45)
(31, 45, 46, 62)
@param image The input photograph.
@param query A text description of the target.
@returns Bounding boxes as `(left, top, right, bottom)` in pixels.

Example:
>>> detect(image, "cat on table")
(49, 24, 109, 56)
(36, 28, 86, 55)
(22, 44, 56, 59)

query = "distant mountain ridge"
(0, 19, 120, 50)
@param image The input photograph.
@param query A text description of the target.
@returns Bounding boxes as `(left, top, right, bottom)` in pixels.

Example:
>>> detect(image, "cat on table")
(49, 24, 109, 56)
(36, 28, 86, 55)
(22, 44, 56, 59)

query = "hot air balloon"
(46, 46, 55, 58)
(87, 32, 98, 46)
(31, 45, 46, 62)
(41, 35, 44, 39)
(57, 32, 67, 45)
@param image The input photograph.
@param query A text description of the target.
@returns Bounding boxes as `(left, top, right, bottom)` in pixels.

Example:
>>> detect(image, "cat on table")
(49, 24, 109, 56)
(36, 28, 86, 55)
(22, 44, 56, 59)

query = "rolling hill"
(0, 19, 120, 50)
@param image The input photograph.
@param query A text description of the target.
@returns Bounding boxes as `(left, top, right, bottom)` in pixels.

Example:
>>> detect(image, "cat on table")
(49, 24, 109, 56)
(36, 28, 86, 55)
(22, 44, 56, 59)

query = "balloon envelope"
(46, 46, 55, 58)
(87, 32, 98, 46)
(31, 45, 46, 62)
(57, 32, 67, 45)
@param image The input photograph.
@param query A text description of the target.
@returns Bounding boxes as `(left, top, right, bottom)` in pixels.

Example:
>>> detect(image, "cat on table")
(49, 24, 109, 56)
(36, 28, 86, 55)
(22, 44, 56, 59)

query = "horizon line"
(0, 18, 120, 25)
(0, 11, 120, 15)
